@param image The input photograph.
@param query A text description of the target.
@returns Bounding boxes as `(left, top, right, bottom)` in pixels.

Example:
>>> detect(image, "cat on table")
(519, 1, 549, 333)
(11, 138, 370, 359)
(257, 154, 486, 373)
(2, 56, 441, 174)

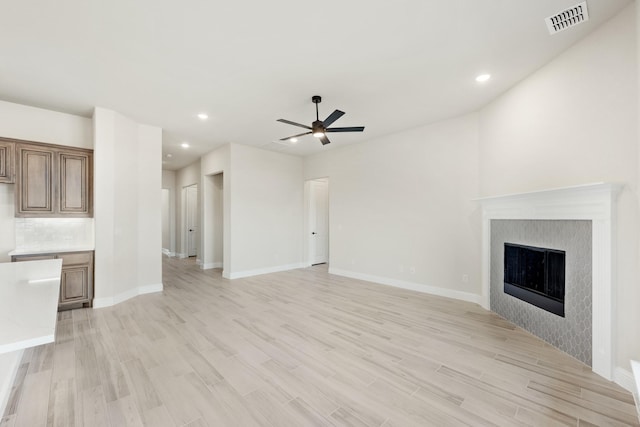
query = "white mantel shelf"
(0, 259, 62, 354)
(477, 182, 622, 382)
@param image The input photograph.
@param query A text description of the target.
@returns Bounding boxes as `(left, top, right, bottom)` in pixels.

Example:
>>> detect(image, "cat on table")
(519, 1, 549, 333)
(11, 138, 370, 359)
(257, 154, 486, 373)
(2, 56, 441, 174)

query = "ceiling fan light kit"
(277, 95, 365, 146)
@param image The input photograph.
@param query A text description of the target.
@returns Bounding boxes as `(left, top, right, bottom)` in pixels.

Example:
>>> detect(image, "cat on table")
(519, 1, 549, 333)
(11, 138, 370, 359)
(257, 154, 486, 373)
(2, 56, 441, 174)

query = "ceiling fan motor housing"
(312, 120, 324, 133)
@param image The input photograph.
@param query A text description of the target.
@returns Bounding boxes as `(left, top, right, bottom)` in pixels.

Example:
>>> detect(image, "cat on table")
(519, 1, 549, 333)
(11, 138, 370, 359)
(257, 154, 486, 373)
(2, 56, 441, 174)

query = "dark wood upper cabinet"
(59, 151, 91, 215)
(15, 140, 93, 217)
(0, 139, 15, 183)
(18, 145, 54, 214)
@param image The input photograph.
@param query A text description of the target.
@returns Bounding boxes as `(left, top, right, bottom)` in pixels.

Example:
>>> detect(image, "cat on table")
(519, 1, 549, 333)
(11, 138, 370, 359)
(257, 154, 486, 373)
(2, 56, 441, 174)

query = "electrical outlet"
(462, 274, 469, 283)
(409, 266, 416, 274)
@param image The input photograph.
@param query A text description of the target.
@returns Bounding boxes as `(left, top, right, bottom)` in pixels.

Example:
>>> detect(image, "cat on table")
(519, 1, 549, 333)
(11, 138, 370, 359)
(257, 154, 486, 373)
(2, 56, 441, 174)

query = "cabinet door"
(60, 265, 90, 304)
(59, 151, 91, 216)
(0, 140, 15, 183)
(58, 251, 94, 308)
(16, 145, 55, 215)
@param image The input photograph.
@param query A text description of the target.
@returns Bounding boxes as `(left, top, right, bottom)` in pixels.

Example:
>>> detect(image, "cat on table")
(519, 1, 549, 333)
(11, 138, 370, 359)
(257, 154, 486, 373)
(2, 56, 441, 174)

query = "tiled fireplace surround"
(490, 219, 592, 365)
(477, 183, 620, 381)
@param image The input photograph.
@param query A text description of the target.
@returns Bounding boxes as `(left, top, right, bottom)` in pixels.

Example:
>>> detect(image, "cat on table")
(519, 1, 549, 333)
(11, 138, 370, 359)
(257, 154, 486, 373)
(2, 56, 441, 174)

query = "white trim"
(162, 248, 176, 257)
(93, 283, 163, 308)
(631, 360, 640, 418)
(227, 263, 305, 279)
(477, 182, 622, 381)
(614, 366, 636, 393)
(201, 262, 223, 270)
(0, 349, 24, 418)
(175, 253, 188, 259)
(329, 268, 482, 305)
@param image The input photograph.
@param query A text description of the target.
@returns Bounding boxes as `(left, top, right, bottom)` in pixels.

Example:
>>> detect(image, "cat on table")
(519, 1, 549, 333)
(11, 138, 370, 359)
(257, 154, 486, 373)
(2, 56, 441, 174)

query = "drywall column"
(200, 144, 230, 275)
(93, 107, 162, 307)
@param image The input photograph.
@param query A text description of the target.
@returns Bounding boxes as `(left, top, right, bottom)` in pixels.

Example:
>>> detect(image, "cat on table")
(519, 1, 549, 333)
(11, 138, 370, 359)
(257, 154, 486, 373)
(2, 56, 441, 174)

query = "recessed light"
(290, 138, 298, 143)
(181, 143, 190, 148)
(475, 74, 491, 83)
(166, 154, 173, 158)
(197, 113, 208, 120)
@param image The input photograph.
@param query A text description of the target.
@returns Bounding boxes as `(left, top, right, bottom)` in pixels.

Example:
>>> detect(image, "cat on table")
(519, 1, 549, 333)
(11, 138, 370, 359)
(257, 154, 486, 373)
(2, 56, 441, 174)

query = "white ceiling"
(0, 0, 631, 170)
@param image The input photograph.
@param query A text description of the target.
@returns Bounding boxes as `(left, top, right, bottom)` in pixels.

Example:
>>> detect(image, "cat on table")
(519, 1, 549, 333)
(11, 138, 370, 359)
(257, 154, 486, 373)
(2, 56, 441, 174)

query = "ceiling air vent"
(545, 1, 589, 35)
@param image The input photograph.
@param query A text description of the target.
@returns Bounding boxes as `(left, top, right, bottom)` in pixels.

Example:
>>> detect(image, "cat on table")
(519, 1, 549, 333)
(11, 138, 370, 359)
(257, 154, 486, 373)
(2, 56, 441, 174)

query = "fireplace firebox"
(504, 243, 565, 317)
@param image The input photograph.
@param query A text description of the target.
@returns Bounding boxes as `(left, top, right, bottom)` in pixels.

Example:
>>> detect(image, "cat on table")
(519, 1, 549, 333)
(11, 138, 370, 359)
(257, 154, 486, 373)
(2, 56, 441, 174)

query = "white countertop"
(0, 259, 62, 354)
(8, 246, 95, 256)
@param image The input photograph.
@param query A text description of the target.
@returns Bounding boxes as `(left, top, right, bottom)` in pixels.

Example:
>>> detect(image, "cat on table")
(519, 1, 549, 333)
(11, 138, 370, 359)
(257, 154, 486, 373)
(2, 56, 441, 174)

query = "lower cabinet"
(12, 250, 94, 310)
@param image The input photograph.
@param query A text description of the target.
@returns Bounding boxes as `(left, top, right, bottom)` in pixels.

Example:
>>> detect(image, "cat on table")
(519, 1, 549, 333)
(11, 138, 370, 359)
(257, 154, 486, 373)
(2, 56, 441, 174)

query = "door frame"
(304, 177, 329, 267)
(183, 184, 198, 258)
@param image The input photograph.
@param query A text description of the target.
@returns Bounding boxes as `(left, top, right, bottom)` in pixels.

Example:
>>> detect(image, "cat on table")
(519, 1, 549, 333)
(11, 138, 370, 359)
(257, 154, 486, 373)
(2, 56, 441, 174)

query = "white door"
(186, 185, 198, 257)
(309, 179, 329, 265)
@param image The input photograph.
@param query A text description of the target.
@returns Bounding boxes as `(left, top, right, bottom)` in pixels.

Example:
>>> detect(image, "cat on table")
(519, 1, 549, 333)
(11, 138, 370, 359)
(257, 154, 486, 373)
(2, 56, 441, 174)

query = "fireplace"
(477, 183, 621, 380)
(491, 220, 590, 365)
(504, 243, 565, 317)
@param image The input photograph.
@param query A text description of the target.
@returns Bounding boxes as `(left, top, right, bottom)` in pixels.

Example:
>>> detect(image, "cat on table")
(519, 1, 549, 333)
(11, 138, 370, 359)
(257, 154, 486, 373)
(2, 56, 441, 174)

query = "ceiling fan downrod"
(312, 95, 321, 121)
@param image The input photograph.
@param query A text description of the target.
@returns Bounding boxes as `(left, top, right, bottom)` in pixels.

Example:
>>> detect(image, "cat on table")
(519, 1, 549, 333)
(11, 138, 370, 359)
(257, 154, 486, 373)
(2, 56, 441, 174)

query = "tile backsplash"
(15, 218, 94, 251)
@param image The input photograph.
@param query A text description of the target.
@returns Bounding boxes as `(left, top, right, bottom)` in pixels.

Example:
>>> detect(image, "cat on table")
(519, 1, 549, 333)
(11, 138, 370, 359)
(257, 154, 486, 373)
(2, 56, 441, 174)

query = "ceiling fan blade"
(277, 119, 311, 130)
(319, 134, 331, 145)
(280, 131, 311, 141)
(322, 110, 345, 127)
(326, 126, 365, 133)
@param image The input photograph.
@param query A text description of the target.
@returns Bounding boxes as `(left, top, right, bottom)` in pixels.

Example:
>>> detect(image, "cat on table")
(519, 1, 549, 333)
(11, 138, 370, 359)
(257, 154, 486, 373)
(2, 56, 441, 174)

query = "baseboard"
(93, 283, 163, 308)
(227, 263, 305, 279)
(614, 367, 635, 393)
(162, 248, 176, 257)
(328, 267, 482, 305)
(201, 262, 223, 270)
(631, 361, 640, 420)
(0, 349, 24, 419)
(615, 366, 640, 420)
(175, 253, 188, 259)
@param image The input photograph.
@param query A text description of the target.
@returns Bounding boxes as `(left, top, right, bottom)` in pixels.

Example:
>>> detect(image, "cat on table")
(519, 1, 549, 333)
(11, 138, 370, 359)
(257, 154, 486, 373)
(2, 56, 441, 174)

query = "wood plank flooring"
(2, 257, 638, 426)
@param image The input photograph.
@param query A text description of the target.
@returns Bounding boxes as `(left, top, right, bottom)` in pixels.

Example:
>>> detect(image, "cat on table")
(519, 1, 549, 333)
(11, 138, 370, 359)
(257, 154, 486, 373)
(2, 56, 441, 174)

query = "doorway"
(185, 184, 198, 258)
(161, 188, 172, 256)
(203, 173, 224, 269)
(306, 178, 329, 266)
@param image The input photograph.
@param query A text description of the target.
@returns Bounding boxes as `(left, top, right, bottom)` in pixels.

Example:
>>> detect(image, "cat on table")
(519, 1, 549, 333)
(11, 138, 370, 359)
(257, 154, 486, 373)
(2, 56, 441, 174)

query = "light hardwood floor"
(2, 257, 638, 426)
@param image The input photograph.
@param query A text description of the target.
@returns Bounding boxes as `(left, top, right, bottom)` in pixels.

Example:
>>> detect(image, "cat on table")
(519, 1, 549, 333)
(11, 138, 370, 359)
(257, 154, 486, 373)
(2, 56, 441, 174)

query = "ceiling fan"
(277, 95, 365, 145)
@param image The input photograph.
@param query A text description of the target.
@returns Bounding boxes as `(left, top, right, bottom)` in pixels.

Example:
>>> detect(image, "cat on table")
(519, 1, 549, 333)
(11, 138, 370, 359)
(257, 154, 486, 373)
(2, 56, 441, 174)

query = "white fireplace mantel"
(476, 182, 622, 381)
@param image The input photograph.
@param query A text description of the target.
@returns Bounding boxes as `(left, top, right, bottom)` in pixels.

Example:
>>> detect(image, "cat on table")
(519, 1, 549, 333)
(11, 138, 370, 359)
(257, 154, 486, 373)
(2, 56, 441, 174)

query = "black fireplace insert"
(504, 243, 565, 317)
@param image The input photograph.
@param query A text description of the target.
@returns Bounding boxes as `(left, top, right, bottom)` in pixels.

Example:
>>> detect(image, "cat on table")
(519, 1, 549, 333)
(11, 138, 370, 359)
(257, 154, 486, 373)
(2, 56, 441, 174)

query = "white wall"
(174, 161, 200, 258)
(228, 144, 304, 277)
(304, 114, 481, 302)
(0, 100, 92, 262)
(479, 7, 638, 371)
(0, 100, 92, 149)
(93, 107, 162, 306)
